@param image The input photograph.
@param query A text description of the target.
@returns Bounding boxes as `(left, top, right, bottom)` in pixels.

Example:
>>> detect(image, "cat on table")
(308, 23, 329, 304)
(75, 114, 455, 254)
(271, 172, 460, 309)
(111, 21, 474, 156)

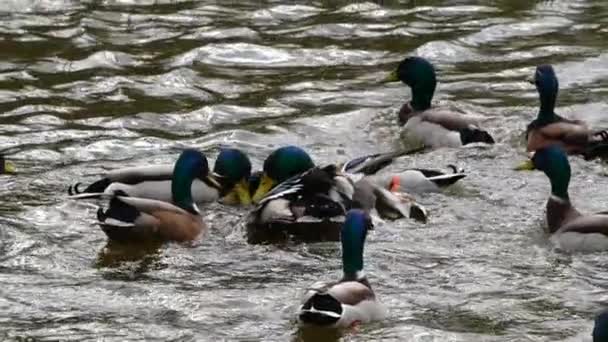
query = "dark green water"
(1, 0, 608, 341)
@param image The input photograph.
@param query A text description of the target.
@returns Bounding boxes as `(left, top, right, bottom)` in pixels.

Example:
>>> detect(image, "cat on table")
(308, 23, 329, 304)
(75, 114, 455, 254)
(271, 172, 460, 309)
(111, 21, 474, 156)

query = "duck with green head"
(516, 145, 608, 251)
(298, 209, 385, 328)
(525, 64, 608, 159)
(0, 154, 15, 174)
(69, 147, 252, 206)
(96, 149, 210, 242)
(384, 56, 494, 148)
(247, 147, 428, 243)
(251, 145, 315, 203)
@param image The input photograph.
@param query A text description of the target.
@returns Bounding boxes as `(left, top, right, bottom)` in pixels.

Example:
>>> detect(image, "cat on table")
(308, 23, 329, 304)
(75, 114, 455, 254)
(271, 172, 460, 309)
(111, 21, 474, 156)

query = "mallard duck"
(251, 146, 423, 203)
(516, 145, 608, 251)
(594, 309, 608, 341)
(0, 154, 15, 174)
(247, 164, 354, 243)
(384, 56, 494, 148)
(251, 146, 315, 203)
(69, 148, 252, 205)
(298, 209, 385, 328)
(339, 148, 465, 193)
(95, 149, 209, 243)
(525, 64, 608, 159)
(364, 164, 466, 194)
(246, 150, 428, 244)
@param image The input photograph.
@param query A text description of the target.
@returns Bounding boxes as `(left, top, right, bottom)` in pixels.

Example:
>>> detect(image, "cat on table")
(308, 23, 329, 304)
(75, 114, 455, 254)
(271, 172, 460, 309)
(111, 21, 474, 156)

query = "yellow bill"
(383, 69, 399, 83)
(514, 159, 535, 171)
(233, 178, 251, 206)
(251, 173, 275, 204)
(3, 161, 15, 174)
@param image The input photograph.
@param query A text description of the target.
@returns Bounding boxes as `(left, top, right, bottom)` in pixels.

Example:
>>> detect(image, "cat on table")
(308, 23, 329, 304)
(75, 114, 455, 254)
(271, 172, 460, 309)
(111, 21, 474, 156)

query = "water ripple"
(0, 1, 607, 341)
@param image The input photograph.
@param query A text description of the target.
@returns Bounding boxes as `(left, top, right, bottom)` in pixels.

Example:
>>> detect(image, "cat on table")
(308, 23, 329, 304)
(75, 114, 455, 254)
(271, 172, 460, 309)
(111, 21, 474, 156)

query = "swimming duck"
(384, 56, 494, 148)
(594, 309, 608, 341)
(298, 209, 385, 328)
(251, 146, 424, 203)
(525, 64, 608, 159)
(516, 145, 608, 251)
(339, 148, 465, 193)
(247, 163, 354, 243)
(95, 149, 209, 243)
(367, 164, 466, 194)
(251, 146, 315, 203)
(246, 154, 428, 244)
(69, 148, 252, 205)
(0, 154, 15, 174)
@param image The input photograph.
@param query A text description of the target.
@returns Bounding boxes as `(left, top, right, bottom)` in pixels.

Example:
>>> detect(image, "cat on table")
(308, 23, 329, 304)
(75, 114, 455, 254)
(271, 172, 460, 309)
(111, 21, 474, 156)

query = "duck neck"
(538, 93, 556, 122)
(549, 172, 569, 201)
(172, 171, 196, 214)
(342, 238, 364, 279)
(410, 85, 434, 111)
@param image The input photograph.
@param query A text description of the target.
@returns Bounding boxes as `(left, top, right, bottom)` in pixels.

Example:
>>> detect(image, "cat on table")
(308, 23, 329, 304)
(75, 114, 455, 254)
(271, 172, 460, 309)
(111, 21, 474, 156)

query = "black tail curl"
(459, 128, 495, 145)
(68, 183, 83, 196)
(594, 130, 608, 142)
(299, 293, 342, 326)
(67, 178, 112, 196)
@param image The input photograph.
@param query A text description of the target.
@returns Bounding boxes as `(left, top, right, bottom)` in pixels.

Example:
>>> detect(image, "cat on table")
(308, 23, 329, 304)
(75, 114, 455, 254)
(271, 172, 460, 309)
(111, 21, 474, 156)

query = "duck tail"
(582, 143, 608, 161)
(583, 131, 608, 160)
(67, 178, 111, 196)
(459, 128, 495, 145)
(427, 172, 466, 187)
(408, 202, 428, 223)
(97, 195, 140, 241)
(299, 293, 342, 326)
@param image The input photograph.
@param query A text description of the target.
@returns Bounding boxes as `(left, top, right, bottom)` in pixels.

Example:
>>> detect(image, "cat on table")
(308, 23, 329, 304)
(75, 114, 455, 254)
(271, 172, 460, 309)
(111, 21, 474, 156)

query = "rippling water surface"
(2, 0, 608, 341)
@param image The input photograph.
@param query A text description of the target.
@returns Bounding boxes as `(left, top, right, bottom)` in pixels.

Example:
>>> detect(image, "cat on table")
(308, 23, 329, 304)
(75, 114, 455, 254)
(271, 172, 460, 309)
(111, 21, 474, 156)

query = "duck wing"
(69, 164, 174, 195)
(97, 195, 203, 242)
(420, 110, 483, 131)
(256, 170, 308, 206)
(527, 120, 596, 153)
(327, 280, 375, 306)
(420, 110, 494, 145)
(299, 279, 374, 326)
(557, 214, 608, 235)
(341, 148, 424, 176)
(116, 196, 190, 216)
(96, 195, 163, 241)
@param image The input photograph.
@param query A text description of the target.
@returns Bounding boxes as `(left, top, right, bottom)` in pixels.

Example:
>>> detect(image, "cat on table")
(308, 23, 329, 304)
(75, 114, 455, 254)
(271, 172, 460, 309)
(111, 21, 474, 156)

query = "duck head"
(531, 65, 559, 121)
(594, 309, 608, 342)
(342, 209, 372, 279)
(172, 149, 217, 214)
(385, 56, 436, 111)
(515, 145, 571, 200)
(251, 146, 315, 203)
(213, 148, 252, 205)
(0, 154, 15, 174)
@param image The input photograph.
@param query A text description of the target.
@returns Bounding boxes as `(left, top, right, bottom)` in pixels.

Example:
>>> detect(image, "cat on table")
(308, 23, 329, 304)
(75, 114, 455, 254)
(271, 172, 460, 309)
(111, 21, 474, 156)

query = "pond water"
(1, 0, 608, 341)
